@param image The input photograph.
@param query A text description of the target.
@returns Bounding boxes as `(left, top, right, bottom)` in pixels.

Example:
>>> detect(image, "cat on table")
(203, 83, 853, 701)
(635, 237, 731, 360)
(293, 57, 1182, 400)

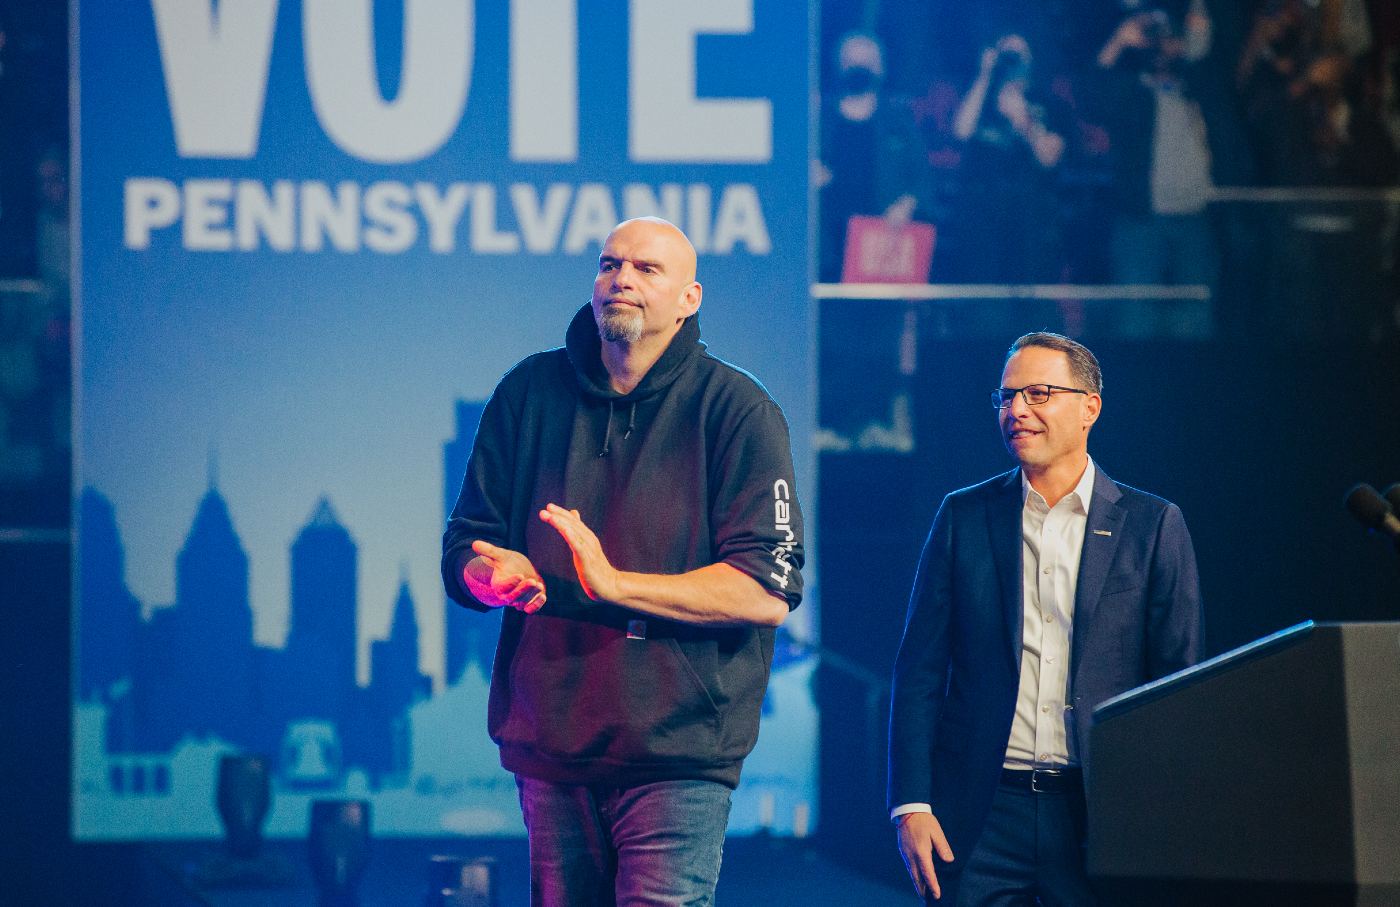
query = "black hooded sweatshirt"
(441, 304, 805, 788)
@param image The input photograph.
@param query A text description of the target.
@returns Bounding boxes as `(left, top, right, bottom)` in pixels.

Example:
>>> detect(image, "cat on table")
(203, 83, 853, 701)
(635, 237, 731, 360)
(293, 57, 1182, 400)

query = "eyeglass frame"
(991, 383, 1091, 409)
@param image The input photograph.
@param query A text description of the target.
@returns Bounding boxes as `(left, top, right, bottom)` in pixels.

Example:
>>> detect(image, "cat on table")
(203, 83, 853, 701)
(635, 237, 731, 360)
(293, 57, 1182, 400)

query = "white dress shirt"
(892, 460, 1095, 821)
(1005, 458, 1094, 768)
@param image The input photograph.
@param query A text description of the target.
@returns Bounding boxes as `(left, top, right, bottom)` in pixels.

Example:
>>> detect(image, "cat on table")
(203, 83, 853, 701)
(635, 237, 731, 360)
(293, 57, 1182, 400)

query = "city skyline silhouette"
(73, 399, 817, 839)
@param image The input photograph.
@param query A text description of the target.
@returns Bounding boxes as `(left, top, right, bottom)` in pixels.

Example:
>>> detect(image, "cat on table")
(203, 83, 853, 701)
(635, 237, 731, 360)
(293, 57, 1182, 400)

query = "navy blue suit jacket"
(887, 464, 1203, 862)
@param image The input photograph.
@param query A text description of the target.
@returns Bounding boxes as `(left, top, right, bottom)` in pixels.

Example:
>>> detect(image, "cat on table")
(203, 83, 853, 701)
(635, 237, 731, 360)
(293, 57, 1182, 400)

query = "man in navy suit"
(888, 332, 1203, 904)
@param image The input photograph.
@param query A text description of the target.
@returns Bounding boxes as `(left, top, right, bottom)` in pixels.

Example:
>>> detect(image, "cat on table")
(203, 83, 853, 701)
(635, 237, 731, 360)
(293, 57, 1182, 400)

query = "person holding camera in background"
(1094, 0, 1218, 338)
(949, 34, 1068, 285)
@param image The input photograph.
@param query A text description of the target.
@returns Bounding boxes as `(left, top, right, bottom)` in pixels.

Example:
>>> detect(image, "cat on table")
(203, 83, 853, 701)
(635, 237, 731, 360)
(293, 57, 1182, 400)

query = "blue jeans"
(515, 776, 733, 907)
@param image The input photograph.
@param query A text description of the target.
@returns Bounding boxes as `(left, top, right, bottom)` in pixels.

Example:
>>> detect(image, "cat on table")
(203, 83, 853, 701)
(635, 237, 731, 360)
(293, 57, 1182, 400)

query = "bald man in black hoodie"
(442, 217, 805, 907)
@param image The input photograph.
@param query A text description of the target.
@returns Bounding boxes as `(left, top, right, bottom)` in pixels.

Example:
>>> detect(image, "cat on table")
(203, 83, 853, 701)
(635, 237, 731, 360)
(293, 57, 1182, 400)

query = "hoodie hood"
(564, 303, 706, 403)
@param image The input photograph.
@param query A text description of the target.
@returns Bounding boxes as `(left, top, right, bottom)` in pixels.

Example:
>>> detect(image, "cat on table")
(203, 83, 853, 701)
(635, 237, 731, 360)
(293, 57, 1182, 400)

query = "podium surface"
(1088, 621, 1400, 905)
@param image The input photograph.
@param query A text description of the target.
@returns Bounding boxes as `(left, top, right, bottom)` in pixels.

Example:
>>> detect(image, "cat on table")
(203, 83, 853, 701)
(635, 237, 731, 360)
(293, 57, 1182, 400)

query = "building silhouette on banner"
(442, 399, 490, 685)
(81, 482, 429, 792)
(74, 398, 817, 837)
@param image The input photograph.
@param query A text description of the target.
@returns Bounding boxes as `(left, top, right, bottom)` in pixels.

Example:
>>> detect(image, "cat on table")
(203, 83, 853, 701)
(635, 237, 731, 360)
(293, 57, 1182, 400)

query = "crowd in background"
(817, 0, 1400, 312)
(3, 2, 1400, 525)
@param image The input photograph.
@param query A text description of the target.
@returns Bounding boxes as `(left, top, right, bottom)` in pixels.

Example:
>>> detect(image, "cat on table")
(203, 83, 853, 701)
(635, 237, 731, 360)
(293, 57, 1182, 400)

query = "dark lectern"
(1088, 621, 1400, 906)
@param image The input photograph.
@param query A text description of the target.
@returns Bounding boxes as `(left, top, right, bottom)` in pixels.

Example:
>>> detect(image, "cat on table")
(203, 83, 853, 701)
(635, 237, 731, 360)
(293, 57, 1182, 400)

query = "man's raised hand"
(538, 503, 622, 603)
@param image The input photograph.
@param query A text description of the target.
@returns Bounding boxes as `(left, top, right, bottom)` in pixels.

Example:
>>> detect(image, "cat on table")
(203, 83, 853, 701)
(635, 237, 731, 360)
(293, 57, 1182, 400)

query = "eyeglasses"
(991, 384, 1089, 409)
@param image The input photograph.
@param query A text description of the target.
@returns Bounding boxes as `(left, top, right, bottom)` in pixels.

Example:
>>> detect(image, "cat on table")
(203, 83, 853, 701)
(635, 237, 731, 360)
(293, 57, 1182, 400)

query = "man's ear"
(1083, 393, 1101, 429)
(680, 281, 703, 318)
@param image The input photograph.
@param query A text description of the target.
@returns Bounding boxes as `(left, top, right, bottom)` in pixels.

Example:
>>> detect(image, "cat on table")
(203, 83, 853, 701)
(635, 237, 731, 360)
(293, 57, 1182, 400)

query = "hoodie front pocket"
(663, 636, 721, 716)
(611, 636, 723, 763)
(498, 615, 722, 766)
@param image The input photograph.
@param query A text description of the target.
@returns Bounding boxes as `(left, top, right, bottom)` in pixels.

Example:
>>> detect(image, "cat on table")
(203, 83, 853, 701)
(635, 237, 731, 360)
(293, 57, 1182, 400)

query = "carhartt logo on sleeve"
(770, 479, 797, 589)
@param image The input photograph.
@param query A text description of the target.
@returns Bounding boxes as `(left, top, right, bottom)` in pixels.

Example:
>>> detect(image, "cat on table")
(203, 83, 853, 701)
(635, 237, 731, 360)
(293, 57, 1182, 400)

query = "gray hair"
(1006, 332, 1103, 394)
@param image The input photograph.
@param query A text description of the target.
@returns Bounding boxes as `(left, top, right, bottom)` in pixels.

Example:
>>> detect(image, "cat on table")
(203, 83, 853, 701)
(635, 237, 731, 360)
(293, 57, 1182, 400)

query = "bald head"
(605, 217, 698, 284)
(591, 216, 703, 349)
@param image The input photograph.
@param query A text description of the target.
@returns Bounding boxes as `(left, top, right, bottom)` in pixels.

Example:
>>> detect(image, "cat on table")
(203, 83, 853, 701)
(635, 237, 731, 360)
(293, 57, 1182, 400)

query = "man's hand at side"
(464, 540, 547, 613)
(896, 812, 956, 901)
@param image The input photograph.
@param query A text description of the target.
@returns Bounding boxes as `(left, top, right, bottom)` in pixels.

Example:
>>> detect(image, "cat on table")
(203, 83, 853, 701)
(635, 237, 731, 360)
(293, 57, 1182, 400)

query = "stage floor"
(129, 836, 917, 906)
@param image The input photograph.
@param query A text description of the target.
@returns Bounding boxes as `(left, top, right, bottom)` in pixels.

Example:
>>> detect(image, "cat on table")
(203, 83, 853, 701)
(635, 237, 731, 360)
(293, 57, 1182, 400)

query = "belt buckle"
(1030, 768, 1057, 793)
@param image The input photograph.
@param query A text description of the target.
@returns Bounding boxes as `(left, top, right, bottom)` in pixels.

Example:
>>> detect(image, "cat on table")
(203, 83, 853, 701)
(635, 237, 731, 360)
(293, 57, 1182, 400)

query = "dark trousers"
(936, 778, 1096, 907)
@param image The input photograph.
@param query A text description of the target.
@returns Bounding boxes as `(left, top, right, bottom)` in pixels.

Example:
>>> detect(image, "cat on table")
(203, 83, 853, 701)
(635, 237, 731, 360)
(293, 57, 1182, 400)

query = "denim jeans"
(515, 776, 732, 907)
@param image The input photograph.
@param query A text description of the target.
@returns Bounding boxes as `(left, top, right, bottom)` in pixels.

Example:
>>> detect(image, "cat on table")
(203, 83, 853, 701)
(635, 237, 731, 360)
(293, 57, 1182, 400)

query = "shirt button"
(1046, 657, 1055, 664)
(1038, 753, 1050, 762)
(1044, 613, 1053, 622)
(1041, 704, 1051, 713)
(1043, 568, 1051, 575)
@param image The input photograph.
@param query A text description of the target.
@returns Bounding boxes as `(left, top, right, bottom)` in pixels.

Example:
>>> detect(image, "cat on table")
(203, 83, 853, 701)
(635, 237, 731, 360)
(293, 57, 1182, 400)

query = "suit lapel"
(987, 468, 1024, 673)
(1072, 466, 1125, 670)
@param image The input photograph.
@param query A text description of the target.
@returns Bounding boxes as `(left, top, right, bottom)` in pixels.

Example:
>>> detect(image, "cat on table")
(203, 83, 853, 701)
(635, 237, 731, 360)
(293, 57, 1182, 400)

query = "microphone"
(1344, 484, 1400, 544)
(1384, 483, 1400, 516)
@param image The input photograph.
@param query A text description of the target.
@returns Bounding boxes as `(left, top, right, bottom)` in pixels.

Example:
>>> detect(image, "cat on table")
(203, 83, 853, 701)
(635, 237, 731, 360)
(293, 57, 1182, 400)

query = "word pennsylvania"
(123, 178, 772, 257)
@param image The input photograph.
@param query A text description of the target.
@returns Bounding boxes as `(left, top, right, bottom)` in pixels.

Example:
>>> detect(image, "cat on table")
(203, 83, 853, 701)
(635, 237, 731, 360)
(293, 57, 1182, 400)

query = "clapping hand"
(465, 540, 547, 613)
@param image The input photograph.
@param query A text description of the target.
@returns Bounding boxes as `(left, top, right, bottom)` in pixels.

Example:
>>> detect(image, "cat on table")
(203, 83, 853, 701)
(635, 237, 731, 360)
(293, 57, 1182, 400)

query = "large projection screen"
(73, 0, 815, 839)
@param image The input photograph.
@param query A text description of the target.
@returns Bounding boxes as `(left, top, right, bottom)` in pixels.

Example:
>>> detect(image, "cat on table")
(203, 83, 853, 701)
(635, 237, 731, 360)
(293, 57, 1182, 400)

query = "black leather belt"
(1000, 767, 1082, 793)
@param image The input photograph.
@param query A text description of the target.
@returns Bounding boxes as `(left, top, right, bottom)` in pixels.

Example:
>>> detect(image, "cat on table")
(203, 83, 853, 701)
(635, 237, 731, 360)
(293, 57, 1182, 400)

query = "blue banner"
(75, 0, 814, 838)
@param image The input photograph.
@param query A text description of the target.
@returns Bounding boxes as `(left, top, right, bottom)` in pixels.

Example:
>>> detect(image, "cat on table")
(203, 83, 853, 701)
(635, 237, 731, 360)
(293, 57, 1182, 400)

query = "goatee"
(597, 306, 643, 343)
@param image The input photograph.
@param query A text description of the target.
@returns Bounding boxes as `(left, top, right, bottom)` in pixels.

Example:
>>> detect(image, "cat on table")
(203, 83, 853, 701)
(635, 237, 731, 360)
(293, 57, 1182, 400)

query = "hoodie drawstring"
(597, 401, 638, 457)
(598, 401, 614, 457)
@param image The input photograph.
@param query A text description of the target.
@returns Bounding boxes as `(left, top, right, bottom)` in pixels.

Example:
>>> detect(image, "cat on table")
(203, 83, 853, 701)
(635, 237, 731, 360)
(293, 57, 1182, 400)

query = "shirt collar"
(1021, 458, 1096, 517)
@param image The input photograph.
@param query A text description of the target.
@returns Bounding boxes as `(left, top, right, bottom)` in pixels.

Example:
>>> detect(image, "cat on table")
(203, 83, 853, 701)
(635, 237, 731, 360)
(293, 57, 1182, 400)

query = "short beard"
(597, 306, 643, 344)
